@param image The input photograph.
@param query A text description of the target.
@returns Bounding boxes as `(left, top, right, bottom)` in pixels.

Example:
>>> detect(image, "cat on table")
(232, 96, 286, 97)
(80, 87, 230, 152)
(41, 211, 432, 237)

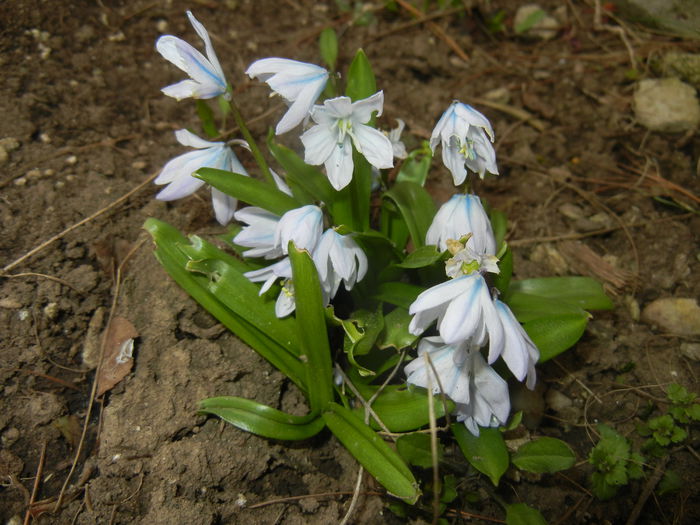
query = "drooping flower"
(154, 129, 247, 225)
(405, 337, 510, 436)
(493, 299, 539, 388)
(246, 58, 329, 135)
(233, 207, 283, 259)
(426, 194, 496, 256)
(274, 205, 324, 255)
(430, 101, 498, 185)
(301, 92, 394, 191)
(156, 11, 228, 100)
(387, 119, 408, 159)
(313, 229, 368, 297)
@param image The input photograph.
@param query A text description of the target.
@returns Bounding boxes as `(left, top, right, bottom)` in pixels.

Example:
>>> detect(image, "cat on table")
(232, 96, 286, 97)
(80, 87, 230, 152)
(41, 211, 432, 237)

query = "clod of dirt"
(660, 52, 700, 88)
(641, 297, 700, 335)
(633, 78, 700, 132)
(680, 342, 700, 361)
(0, 449, 24, 478)
(25, 392, 65, 426)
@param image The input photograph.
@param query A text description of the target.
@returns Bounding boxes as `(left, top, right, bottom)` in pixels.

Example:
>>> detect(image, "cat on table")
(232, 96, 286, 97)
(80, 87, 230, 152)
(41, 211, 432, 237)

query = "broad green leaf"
(377, 306, 419, 350)
(658, 470, 683, 496)
(395, 245, 444, 269)
(452, 424, 509, 486)
(144, 219, 307, 391)
(382, 181, 436, 249)
(372, 282, 423, 309)
(380, 199, 410, 249)
(267, 137, 335, 205)
(197, 167, 301, 215)
(395, 144, 432, 186)
(319, 27, 338, 70)
(397, 433, 442, 468)
(185, 258, 301, 355)
(199, 396, 324, 440)
(508, 277, 613, 311)
(323, 402, 419, 502)
(441, 474, 458, 503)
(512, 437, 576, 473)
(289, 243, 334, 412)
(523, 314, 588, 362)
(507, 291, 587, 323)
(345, 49, 376, 102)
(361, 386, 454, 432)
(506, 503, 548, 525)
(195, 100, 218, 138)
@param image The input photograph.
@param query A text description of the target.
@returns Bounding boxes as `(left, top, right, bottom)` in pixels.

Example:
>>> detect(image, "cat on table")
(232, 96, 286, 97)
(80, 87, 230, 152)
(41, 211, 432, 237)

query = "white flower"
(275, 205, 323, 254)
(301, 92, 394, 191)
(387, 119, 408, 159)
(426, 194, 496, 256)
(246, 58, 329, 135)
(405, 337, 510, 436)
(408, 273, 503, 347)
(233, 207, 282, 259)
(154, 129, 247, 225)
(244, 257, 292, 296)
(156, 11, 228, 100)
(313, 229, 368, 297)
(493, 299, 539, 388)
(430, 101, 498, 185)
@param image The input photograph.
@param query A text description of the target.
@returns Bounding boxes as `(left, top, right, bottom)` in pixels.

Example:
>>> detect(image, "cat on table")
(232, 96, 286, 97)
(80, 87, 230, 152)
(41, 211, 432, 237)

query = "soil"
(1, 1, 699, 524)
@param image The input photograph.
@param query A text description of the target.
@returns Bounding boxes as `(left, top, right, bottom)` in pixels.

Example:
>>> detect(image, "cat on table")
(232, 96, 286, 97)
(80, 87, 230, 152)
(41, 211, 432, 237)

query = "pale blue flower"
(246, 58, 329, 135)
(387, 119, 408, 159)
(274, 205, 323, 255)
(156, 11, 228, 100)
(426, 194, 496, 256)
(430, 101, 498, 185)
(313, 229, 368, 297)
(405, 337, 510, 436)
(233, 207, 282, 259)
(301, 92, 394, 191)
(154, 129, 247, 225)
(493, 299, 539, 387)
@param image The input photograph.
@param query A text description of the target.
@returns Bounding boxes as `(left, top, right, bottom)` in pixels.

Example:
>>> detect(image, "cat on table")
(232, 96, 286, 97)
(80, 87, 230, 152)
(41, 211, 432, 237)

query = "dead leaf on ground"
(97, 316, 138, 396)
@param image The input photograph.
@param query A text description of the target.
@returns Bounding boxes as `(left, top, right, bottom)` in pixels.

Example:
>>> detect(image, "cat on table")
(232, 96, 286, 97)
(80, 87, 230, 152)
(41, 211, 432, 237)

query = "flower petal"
(351, 91, 384, 123)
(324, 136, 354, 190)
(300, 124, 337, 166)
(211, 187, 236, 225)
(352, 124, 394, 170)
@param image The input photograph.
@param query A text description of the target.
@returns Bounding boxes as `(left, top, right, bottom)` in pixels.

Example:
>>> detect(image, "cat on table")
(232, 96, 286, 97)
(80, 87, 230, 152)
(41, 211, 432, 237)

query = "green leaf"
(658, 470, 683, 496)
(512, 437, 576, 473)
(380, 199, 410, 249)
(199, 396, 324, 440)
(197, 167, 301, 215)
(523, 314, 589, 362)
(338, 307, 385, 376)
(440, 474, 458, 503)
(514, 8, 546, 34)
(377, 307, 419, 350)
(323, 402, 419, 502)
(319, 27, 338, 70)
(195, 100, 218, 138)
(372, 282, 423, 309)
(452, 424, 509, 486)
(289, 243, 334, 412)
(267, 137, 335, 205)
(382, 181, 436, 249)
(507, 291, 588, 323)
(365, 386, 454, 432)
(507, 277, 613, 311)
(506, 503, 548, 525)
(397, 433, 441, 468)
(144, 219, 307, 391)
(395, 143, 432, 186)
(493, 245, 513, 296)
(396, 245, 444, 269)
(591, 471, 619, 500)
(345, 49, 376, 102)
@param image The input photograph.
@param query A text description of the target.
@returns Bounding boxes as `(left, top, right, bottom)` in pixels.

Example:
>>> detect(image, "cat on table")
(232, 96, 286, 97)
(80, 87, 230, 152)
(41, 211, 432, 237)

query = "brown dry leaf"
(559, 241, 635, 293)
(96, 316, 138, 396)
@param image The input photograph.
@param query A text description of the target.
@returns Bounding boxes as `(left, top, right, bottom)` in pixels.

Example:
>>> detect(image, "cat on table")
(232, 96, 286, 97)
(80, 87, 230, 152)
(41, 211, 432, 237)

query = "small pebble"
(0, 298, 22, 309)
(0, 137, 20, 151)
(14, 177, 27, 186)
(65, 155, 78, 165)
(0, 147, 8, 164)
(55, 180, 65, 189)
(155, 19, 168, 32)
(66, 174, 77, 182)
(18, 310, 30, 321)
(641, 298, 700, 335)
(26, 168, 41, 179)
(131, 160, 147, 170)
(44, 168, 55, 176)
(39, 132, 51, 144)
(44, 302, 59, 320)
(680, 343, 700, 362)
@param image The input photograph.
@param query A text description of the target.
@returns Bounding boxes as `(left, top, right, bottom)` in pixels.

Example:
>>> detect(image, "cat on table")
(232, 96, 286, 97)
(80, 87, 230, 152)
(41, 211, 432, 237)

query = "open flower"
(405, 337, 510, 436)
(313, 229, 368, 297)
(156, 11, 228, 100)
(246, 58, 329, 135)
(430, 101, 498, 185)
(154, 129, 247, 225)
(301, 92, 394, 190)
(426, 194, 496, 256)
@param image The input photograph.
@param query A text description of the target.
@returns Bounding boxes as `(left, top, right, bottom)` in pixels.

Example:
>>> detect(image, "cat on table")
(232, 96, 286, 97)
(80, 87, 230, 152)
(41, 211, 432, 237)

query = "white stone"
(514, 4, 560, 40)
(634, 78, 700, 132)
(641, 297, 700, 335)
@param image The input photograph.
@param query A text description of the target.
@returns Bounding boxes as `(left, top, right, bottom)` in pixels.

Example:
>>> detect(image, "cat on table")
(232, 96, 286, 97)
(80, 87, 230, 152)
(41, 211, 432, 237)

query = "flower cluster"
(234, 204, 367, 317)
(152, 12, 539, 439)
(406, 193, 538, 434)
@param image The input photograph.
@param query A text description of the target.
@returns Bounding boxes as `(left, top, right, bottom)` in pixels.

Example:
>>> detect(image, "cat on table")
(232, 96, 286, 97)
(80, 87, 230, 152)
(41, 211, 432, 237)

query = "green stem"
(222, 97, 274, 185)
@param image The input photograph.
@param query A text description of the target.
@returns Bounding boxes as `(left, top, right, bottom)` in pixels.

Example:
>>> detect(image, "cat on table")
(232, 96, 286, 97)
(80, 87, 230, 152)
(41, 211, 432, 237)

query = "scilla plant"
(145, 12, 613, 520)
